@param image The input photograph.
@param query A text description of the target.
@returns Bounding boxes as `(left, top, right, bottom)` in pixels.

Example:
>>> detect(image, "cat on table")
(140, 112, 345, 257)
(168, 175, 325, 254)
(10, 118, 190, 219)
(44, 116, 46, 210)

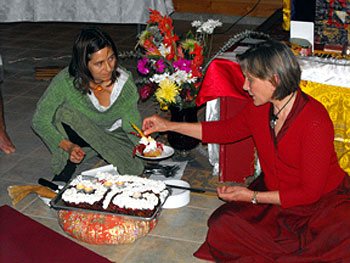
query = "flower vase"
(167, 106, 200, 156)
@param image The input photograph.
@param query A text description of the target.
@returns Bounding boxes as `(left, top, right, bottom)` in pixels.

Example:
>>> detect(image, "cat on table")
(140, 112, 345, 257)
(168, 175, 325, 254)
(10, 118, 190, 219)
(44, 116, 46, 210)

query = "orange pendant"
(97, 86, 103, 91)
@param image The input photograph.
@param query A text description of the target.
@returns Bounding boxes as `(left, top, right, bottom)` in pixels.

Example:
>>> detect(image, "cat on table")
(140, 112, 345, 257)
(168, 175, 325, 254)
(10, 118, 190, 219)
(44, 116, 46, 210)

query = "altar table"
(298, 56, 350, 175)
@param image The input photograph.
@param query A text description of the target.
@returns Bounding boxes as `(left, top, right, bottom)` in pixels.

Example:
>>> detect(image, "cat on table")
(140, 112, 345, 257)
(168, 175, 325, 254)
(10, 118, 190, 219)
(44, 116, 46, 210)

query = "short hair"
(237, 40, 301, 100)
(68, 27, 120, 94)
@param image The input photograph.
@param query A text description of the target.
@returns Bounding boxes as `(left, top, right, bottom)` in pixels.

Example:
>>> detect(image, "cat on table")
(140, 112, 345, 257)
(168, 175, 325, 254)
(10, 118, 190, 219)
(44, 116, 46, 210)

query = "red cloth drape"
(196, 58, 255, 183)
(194, 175, 350, 262)
(196, 58, 249, 106)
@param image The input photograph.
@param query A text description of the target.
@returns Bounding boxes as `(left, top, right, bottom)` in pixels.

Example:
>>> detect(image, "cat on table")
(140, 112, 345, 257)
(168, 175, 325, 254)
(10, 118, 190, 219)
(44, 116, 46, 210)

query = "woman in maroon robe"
(142, 40, 350, 262)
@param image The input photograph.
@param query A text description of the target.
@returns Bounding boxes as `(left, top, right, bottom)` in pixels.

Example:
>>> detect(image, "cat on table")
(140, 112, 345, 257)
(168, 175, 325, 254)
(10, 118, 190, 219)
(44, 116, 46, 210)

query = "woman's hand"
(218, 185, 281, 205)
(59, 138, 85, 163)
(217, 185, 254, 202)
(67, 144, 85, 163)
(142, 115, 170, 136)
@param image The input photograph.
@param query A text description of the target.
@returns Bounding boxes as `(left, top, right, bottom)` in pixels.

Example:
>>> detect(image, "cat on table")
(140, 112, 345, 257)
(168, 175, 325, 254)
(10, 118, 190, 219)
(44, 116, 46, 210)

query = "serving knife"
(165, 184, 217, 194)
(38, 178, 59, 191)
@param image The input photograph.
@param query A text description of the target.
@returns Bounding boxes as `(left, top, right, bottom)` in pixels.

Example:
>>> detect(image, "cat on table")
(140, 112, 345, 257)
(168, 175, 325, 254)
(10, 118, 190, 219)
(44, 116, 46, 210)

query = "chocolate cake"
(61, 172, 169, 218)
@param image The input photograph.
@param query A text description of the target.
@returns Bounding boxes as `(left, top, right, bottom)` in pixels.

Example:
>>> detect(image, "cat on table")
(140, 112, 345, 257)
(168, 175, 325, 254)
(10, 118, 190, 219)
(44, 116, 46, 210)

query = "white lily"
(158, 44, 171, 57)
(191, 20, 202, 28)
(206, 19, 223, 28)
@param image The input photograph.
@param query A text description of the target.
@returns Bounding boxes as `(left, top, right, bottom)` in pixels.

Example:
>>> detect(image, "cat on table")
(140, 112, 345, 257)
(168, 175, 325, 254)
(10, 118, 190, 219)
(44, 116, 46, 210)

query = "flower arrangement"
(136, 9, 222, 110)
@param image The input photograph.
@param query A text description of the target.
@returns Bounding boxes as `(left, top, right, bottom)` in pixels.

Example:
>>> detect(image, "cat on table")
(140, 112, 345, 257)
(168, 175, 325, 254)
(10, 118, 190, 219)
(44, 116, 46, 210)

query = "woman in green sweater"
(32, 27, 144, 182)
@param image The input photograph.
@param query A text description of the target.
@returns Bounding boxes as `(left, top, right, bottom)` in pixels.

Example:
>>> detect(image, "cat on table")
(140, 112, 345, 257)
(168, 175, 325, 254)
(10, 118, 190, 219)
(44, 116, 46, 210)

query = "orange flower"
(190, 43, 204, 78)
(190, 43, 203, 57)
(142, 38, 162, 56)
(148, 9, 163, 24)
(163, 34, 179, 46)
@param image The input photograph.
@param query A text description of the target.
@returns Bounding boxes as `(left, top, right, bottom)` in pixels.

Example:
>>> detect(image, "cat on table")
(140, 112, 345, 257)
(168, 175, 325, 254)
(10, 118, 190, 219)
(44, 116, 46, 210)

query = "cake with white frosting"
(138, 136, 163, 157)
(61, 172, 169, 217)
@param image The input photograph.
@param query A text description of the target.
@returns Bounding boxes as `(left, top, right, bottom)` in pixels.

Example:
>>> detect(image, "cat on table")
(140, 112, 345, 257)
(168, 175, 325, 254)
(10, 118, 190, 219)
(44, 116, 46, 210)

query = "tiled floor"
(0, 16, 260, 262)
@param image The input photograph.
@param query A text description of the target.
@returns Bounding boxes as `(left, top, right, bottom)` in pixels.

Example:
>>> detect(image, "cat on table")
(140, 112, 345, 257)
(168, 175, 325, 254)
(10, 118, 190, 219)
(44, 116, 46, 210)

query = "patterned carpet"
(182, 167, 221, 196)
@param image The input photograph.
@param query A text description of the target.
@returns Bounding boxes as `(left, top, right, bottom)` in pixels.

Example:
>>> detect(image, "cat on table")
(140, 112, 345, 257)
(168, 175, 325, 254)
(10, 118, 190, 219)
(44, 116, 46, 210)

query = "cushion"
(58, 210, 157, 245)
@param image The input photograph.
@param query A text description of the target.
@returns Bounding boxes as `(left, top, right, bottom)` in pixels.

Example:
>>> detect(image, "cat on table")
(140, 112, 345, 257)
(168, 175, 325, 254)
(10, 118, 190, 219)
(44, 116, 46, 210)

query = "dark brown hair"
(68, 27, 120, 94)
(237, 40, 301, 100)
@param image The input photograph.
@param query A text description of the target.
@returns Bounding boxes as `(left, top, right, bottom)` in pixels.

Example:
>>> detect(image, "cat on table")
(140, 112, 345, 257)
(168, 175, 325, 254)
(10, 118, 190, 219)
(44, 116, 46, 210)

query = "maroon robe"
(194, 90, 350, 262)
(194, 174, 350, 262)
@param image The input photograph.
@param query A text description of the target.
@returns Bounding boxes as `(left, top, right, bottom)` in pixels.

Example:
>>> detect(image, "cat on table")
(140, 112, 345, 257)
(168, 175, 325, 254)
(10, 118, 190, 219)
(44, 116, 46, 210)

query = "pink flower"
(154, 59, 165, 73)
(177, 46, 184, 60)
(137, 58, 150, 75)
(172, 59, 191, 73)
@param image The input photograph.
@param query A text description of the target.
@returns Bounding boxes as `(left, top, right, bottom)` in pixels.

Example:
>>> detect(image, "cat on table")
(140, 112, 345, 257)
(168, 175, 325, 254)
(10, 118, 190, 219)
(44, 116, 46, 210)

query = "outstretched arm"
(142, 115, 202, 140)
(218, 185, 281, 205)
(0, 91, 15, 154)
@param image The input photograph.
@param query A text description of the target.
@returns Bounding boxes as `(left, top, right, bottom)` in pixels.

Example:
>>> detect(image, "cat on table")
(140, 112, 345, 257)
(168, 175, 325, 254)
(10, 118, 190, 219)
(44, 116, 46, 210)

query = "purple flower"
(154, 59, 166, 73)
(137, 57, 150, 75)
(172, 59, 191, 73)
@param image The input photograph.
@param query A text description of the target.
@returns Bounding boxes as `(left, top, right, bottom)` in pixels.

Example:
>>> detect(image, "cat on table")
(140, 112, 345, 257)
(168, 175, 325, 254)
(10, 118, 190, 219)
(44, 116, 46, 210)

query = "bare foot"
(0, 129, 15, 154)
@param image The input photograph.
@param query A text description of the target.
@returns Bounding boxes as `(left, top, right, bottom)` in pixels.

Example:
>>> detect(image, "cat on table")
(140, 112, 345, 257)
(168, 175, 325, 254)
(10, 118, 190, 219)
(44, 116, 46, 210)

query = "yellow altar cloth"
(299, 56, 350, 174)
(282, 0, 291, 31)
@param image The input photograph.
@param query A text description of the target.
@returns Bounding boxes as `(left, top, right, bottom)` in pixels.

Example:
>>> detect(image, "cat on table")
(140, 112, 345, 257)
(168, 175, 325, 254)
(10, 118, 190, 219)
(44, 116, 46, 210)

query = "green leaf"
(185, 30, 194, 40)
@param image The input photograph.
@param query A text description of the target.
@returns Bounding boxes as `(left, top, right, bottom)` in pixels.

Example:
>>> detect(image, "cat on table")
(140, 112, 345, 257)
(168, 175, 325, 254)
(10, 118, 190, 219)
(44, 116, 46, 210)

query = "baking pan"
(50, 175, 170, 221)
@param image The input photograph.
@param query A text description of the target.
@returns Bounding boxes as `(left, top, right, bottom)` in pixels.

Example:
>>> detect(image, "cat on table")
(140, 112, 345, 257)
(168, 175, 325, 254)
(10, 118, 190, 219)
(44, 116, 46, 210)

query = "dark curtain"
(291, 0, 316, 22)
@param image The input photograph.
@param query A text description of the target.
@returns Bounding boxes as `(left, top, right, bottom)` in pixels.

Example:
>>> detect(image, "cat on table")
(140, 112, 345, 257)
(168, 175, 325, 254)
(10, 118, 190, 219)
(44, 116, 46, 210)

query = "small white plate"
(163, 179, 190, 209)
(81, 164, 118, 176)
(136, 145, 175, 160)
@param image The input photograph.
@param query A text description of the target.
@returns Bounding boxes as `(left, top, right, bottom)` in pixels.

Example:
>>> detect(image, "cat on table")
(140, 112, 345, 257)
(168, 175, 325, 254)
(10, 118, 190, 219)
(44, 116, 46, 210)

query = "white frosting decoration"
(139, 136, 158, 153)
(62, 172, 168, 212)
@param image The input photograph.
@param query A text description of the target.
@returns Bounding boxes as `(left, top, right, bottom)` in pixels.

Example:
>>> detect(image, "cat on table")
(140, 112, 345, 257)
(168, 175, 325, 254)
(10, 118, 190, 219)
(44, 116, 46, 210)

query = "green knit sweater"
(32, 67, 144, 175)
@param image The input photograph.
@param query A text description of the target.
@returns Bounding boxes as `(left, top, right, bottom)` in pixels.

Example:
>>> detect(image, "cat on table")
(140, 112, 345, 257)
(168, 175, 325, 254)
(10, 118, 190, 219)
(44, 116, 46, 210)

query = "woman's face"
(88, 46, 116, 83)
(242, 73, 276, 106)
